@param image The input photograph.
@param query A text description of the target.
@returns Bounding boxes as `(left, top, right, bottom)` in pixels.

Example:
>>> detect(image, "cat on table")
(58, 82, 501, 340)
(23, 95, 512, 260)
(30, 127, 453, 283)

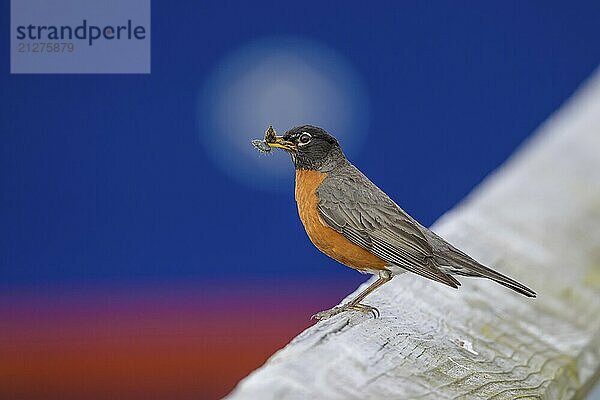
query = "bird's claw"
(312, 302, 380, 321)
(350, 303, 380, 319)
(311, 306, 344, 321)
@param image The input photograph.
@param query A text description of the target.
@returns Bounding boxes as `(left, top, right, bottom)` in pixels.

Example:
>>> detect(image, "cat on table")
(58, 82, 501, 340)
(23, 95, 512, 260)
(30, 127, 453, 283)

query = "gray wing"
(317, 165, 460, 288)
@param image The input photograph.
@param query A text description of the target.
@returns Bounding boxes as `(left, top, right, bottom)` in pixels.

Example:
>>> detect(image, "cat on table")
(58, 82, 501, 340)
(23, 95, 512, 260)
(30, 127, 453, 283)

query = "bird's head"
(266, 125, 347, 171)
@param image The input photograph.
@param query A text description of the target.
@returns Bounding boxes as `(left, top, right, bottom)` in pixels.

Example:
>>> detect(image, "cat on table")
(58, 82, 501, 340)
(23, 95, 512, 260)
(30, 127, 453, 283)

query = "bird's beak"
(267, 136, 297, 153)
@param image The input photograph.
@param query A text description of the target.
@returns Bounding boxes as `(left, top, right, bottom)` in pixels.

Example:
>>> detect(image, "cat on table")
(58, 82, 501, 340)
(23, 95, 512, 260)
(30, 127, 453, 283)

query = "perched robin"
(255, 125, 535, 320)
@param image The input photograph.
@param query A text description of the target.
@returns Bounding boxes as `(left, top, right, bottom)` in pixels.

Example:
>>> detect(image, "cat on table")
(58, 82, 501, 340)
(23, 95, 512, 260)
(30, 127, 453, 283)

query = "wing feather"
(317, 165, 459, 288)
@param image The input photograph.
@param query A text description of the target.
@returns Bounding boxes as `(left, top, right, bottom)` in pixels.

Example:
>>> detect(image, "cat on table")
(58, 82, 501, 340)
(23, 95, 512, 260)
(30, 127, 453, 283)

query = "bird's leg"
(312, 270, 392, 321)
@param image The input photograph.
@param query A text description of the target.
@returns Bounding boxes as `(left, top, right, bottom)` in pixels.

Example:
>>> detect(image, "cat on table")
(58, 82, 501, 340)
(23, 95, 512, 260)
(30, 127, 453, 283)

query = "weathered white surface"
(226, 70, 600, 400)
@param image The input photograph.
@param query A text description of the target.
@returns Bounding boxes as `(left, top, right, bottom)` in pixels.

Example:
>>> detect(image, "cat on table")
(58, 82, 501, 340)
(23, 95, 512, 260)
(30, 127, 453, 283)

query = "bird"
(256, 125, 536, 320)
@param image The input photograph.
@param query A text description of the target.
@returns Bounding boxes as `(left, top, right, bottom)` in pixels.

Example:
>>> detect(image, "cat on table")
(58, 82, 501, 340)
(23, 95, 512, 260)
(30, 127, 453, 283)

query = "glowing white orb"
(198, 36, 369, 192)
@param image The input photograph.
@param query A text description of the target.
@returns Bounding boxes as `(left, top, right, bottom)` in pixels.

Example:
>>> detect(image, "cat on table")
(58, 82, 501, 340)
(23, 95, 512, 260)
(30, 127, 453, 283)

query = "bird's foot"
(312, 302, 380, 321)
(350, 303, 380, 318)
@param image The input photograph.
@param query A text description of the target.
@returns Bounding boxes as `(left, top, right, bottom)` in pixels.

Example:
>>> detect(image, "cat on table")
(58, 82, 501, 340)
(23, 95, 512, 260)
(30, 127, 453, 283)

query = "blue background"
(2, 1, 600, 286)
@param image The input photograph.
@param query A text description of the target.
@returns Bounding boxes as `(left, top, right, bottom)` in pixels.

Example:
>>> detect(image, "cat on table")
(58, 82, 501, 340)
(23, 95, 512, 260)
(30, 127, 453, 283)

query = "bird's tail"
(437, 249, 536, 298)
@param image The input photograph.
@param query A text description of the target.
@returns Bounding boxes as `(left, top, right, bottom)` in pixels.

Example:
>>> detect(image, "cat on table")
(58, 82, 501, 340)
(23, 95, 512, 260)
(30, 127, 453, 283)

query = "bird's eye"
(298, 132, 312, 145)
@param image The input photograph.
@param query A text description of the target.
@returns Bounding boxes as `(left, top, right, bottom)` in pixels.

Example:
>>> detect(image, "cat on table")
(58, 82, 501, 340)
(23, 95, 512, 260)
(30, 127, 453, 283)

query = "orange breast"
(295, 170, 388, 272)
